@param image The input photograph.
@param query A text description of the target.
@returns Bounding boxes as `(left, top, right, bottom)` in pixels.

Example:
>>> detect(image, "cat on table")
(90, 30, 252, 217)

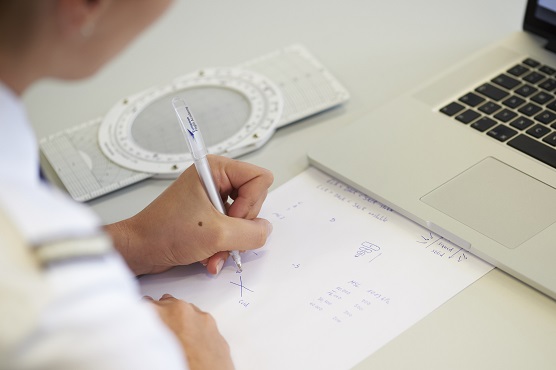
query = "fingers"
(150, 292, 234, 369)
(205, 251, 230, 275)
(146, 295, 199, 311)
(226, 179, 269, 220)
(228, 189, 268, 220)
(223, 217, 273, 250)
(206, 217, 272, 275)
(199, 218, 272, 275)
(210, 156, 273, 220)
(145, 293, 176, 304)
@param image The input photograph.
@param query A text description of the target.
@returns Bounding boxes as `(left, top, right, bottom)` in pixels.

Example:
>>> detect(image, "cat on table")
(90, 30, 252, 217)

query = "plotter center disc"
(98, 67, 283, 177)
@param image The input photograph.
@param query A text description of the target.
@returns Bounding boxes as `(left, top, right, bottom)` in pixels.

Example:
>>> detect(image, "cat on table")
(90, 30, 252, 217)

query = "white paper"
(139, 167, 493, 370)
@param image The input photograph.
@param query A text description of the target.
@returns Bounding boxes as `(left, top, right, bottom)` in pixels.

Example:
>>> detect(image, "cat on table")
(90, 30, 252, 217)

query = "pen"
(172, 96, 243, 272)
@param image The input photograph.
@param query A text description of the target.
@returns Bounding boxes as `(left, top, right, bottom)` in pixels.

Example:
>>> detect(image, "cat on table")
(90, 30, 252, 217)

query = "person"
(0, 1, 274, 369)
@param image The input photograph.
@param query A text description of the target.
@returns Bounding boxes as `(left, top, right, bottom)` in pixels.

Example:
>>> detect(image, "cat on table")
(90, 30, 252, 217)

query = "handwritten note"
(139, 167, 492, 370)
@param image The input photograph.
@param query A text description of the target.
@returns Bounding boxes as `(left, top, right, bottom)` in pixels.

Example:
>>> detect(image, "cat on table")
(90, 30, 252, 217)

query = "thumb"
(225, 217, 273, 250)
(205, 218, 272, 275)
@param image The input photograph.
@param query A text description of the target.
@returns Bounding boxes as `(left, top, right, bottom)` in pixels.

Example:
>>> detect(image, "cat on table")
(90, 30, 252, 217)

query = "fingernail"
(215, 259, 225, 275)
(266, 221, 273, 236)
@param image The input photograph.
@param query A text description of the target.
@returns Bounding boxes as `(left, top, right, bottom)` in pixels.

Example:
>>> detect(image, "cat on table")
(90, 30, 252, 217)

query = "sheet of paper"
(139, 167, 493, 370)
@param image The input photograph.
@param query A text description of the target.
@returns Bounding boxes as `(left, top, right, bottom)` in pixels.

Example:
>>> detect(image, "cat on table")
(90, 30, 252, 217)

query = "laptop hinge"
(544, 38, 556, 53)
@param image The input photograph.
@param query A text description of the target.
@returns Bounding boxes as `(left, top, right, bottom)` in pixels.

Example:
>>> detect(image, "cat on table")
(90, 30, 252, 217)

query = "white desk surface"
(24, 0, 556, 368)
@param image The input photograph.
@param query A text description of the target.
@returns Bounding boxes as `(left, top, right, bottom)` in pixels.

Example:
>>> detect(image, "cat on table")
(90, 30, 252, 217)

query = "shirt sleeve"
(1, 250, 188, 370)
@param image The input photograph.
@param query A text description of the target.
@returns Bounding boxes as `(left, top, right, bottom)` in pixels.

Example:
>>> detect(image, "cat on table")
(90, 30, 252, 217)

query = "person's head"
(0, 0, 173, 94)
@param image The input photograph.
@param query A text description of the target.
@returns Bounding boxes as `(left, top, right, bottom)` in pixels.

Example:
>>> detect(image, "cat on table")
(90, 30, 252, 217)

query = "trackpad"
(421, 157, 556, 249)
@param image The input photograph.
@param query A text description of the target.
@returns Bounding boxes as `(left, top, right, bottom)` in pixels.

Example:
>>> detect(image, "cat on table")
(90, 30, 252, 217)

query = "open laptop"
(308, 0, 556, 299)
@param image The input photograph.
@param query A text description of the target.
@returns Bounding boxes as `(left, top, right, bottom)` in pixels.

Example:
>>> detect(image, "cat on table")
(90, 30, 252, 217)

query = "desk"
(24, 0, 556, 368)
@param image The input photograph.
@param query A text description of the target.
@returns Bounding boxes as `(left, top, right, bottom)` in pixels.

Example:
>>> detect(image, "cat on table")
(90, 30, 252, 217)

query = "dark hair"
(0, 1, 44, 51)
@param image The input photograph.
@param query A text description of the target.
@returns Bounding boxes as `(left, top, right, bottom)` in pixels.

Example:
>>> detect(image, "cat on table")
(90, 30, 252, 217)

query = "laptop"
(308, 0, 556, 299)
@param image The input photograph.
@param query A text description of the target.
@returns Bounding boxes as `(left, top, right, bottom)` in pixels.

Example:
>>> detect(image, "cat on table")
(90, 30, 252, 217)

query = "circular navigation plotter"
(98, 67, 283, 177)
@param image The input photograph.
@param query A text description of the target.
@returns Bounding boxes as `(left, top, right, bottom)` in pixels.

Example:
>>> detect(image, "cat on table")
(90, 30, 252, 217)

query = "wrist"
(104, 219, 150, 276)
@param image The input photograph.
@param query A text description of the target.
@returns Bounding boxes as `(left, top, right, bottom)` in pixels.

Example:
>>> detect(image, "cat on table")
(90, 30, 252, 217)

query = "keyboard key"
(539, 78, 556, 91)
(515, 84, 538, 97)
(502, 95, 526, 108)
(476, 83, 509, 101)
(547, 100, 556, 112)
(523, 58, 541, 67)
(542, 132, 556, 146)
(539, 65, 556, 75)
(493, 109, 517, 122)
(455, 109, 481, 124)
(527, 124, 551, 138)
(534, 110, 556, 124)
(487, 124, 518, 142)
(471, 117, 497, 132)
(459, 92, 485, 107)
(518, 102, 543, 116)
(491, 74, 521, 89)
(478, 101, 502, 114)
(523, 71, 546, 84)
(508, 134, 556, 170)
(440, 102, 465, 116)
(507, 64, 530, 77)
(509, 116, 534, 130)
(531, 91, 554, 105)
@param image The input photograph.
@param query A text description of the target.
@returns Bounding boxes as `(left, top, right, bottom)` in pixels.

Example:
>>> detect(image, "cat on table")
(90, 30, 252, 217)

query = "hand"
(147, 294, 234, 370)
(106, 156, 273, 275)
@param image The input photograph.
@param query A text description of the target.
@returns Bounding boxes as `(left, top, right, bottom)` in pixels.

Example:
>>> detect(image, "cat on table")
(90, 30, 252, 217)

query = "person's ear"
(54, 0, 106, 39)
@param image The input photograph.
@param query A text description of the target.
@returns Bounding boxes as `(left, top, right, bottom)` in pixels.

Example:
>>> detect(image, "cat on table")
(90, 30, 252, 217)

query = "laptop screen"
(524, 0, 556, 43)
(537, 1, 556, 25)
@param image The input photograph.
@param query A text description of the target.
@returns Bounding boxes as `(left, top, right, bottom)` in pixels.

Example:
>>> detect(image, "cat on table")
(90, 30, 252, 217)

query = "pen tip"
(231, 253, 242, 272)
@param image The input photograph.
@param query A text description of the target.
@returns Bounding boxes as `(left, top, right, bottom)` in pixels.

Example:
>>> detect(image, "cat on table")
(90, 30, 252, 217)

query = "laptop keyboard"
(440, 58, 556, 170)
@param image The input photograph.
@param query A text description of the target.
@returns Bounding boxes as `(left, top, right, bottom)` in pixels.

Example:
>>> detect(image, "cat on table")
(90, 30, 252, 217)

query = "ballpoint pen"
(172, 96, 243, 272)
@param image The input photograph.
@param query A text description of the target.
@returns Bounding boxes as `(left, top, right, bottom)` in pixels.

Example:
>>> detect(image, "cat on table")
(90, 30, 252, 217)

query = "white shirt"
(0, 82, 187, 370)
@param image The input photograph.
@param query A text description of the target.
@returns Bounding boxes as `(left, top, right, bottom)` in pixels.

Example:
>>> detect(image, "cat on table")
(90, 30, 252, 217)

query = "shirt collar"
(0, 81, 101, 245)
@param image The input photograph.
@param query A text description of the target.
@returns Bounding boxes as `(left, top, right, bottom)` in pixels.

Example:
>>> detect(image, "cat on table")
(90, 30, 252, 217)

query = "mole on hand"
(198, 221, 203, 227)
